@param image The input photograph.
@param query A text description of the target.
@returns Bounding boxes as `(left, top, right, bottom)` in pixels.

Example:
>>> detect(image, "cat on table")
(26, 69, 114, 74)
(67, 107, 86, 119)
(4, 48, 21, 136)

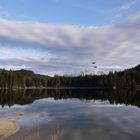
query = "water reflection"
(0, 89, 140, 108)
(0, 89, 140, 140)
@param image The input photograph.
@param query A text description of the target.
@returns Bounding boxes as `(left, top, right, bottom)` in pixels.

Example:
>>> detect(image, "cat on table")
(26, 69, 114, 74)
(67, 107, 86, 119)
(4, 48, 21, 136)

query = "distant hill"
(131, 65, 140, 71)
(0, 69, 49, 78)
(15, 69, 35, 76)
(15, 69, 50, 78)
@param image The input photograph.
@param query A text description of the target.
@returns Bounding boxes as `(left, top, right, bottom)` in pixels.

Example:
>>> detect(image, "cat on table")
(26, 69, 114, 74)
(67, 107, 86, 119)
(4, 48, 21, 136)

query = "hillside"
(15, 69, 49, 78)
(131, 65, 140, 71)
(0, 69, 49, 78)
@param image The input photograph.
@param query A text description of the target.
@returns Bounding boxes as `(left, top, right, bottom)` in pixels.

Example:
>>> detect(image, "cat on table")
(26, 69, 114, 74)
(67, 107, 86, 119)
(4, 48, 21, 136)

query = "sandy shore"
(0, 119, 19, 139)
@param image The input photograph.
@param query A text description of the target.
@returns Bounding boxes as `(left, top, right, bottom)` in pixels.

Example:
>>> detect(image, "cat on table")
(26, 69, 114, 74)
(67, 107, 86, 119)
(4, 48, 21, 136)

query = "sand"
(0, 119, 19, 139)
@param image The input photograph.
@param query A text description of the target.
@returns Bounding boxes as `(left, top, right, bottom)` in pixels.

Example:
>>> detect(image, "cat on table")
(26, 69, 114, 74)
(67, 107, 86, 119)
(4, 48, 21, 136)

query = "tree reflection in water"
(0, 89, 140, 108)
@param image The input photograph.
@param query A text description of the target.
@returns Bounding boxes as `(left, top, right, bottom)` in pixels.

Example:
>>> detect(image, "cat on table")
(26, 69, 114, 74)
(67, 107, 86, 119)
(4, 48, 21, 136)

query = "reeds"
(14, 124, 57, 140)
(51, 125, 57, 140)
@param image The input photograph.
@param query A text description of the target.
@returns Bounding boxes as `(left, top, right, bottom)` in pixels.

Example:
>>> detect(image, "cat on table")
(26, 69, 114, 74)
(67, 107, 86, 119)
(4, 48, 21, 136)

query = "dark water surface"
(0, 89, 140, 140)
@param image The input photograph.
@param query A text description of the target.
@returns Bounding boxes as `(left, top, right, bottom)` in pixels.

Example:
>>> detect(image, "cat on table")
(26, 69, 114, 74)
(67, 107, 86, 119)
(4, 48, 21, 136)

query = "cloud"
(112, 0, 138, 21)
(0, 3, 10, 18)
(0, 11, 140, 75)
(119, 0, 136, 11)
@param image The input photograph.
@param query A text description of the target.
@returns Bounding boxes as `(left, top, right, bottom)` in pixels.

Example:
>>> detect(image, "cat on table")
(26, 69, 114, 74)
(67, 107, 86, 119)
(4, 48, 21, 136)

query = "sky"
(0, 0, 140, 75)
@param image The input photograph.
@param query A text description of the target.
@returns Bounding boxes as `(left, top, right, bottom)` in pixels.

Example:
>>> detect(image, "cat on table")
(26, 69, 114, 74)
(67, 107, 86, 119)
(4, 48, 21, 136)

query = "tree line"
(0, 65, 139, 89)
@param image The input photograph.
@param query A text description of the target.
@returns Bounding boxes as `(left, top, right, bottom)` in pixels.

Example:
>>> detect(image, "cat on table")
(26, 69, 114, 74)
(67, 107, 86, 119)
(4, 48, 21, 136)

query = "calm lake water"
(0, 89, 140, 140)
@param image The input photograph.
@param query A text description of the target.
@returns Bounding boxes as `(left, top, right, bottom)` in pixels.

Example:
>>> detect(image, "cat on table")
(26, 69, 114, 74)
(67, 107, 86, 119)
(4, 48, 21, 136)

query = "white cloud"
(0, 11, 140, 75)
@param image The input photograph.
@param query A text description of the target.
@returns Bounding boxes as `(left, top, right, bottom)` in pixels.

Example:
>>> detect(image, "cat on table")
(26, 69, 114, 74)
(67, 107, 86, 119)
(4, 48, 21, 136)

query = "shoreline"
(0, 87, 138, 91)
(0, 86, 111, 90)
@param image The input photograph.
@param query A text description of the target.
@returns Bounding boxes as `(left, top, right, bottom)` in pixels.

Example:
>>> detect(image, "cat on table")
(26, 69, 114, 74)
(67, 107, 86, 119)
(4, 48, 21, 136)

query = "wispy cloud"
(119, 0, 136, 11)
(112, 0, 137, 22)
(0, 3, 11, 18)
(0, 11, 140, 75)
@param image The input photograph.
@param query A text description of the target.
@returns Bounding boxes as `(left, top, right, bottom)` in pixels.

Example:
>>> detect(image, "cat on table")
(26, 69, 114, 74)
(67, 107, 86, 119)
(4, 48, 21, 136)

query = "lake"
(0, 89, 140, 140)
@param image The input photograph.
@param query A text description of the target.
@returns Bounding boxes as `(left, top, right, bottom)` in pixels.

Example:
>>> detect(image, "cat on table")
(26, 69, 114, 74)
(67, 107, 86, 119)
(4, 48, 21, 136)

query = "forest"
(0, 65, 139, 89)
